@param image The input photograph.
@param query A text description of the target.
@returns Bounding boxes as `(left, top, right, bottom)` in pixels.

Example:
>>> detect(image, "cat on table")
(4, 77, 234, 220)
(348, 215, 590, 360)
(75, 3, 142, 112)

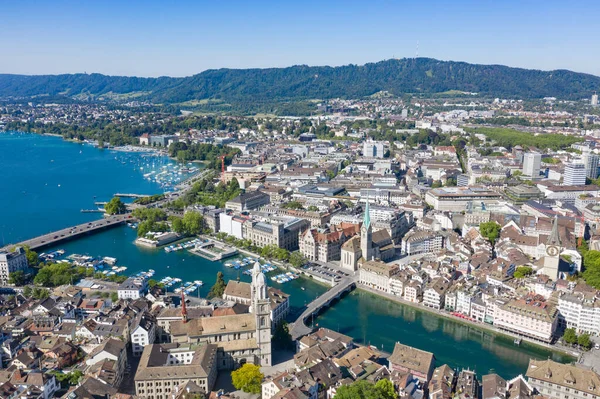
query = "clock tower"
(543, 216, 562, 280)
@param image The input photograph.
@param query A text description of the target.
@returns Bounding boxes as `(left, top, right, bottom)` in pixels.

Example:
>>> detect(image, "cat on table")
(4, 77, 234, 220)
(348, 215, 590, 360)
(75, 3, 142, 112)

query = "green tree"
(32, 287, 50, 299)
(170, 217, 185, 234)
(281, 201, 304, 210)
(23, 246, 39, 267)
(289, 251, 307, 268)
(582, 250, 600, 289)
(231, 363, 263, 394)
(431, 180, 443, 188)
(480, 221, 501, 245)
(104, 197, 126, 215)
(110, 292, 119, 302)
(8, 271, 26, 286)
(22, 286, 32, 298)
(335, 379, 396, 399)
(514, 266, 534, 279)
(578, 333, 592, 350)
(563, 328, 578, 345)
(208, 272, 226, 299)
(375, 379, 397, 399)
(182, 211, 203, 235)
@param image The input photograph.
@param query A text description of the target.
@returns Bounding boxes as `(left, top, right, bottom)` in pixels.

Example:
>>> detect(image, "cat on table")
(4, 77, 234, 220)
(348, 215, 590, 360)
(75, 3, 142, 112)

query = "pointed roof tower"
(181, 291, 188, 323)
(547, 215, 562, 247)
(363, 195, 371, 230)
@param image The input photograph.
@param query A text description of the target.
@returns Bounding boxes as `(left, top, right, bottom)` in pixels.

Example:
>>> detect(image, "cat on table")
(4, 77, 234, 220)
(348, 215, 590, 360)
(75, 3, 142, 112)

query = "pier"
(2, 215, 131, 251)
(289, 275, 357, 340)
(113, 193, 148, 198)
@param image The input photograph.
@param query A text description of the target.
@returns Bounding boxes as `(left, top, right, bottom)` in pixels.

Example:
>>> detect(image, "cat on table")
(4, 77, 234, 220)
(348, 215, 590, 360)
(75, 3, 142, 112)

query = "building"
(542, 216, 563, 281)
(584, 151, 600, 179)
(359, 260, 399, 293)
(169, 263, 272, 369)
(299, 226, 356, 263)
(429, 364, 456, 399)
(243, 218, 310, 251)
(537, 183, 600, 202)
(118, 277, 148, 300)
(223, 280, 290, 328)
(425, 187, 502, 212)
(219, 212, 247, 239)
(131, 313, 157, 357)
(558, 293, 600, 336)
(139, 134, 178, 147)
(402, 231, 444, 255)
(423, 278, 450, 310)
(388, 342, 435, 383)
(494, 296, 558, 343)
(363, 140, 385, 158)
(526, 359, 600, 399)
(593, 93, 599, 106)
(564, 163, 587, 186)
(0, 247, 27, 285)
(85, 338, 128, 388)
(225, 191, 270, 212)
(523, 152, 541, 178)
(134, 343, 218, 399)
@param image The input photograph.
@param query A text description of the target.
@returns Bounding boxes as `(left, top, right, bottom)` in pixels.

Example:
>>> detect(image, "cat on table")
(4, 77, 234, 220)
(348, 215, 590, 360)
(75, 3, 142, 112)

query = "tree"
(289, 251, 307, 268)
(480, 221, 501, 245)
(8, 271, 26, 286)
(335, 379, 396, 399)
(578, 333, 592, 350)
(22, 286, 32, 298)
(170, 217, 185, 234)
(514, 266, 534, 279)
(231, 363, 263, 394)
(582, 250, 600, 289)
(104, 197, 126, 215)
(23, 246, 39, 267)
(431, 180, 443, 188)
(110, 292, 119, 303)
(208, 272, 226, 299)
(182, 211, 203, 235)
(563, 328, 578, 345)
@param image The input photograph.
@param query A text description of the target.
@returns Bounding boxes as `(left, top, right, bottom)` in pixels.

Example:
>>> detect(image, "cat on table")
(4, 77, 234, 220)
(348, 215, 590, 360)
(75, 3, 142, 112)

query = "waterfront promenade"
(289, 275, 357, 340)
(2, 214, 131, 251)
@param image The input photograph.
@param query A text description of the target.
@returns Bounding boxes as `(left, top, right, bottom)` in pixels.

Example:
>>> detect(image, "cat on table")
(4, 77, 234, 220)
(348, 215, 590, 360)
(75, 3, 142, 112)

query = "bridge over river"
(289, 275, 358, 340)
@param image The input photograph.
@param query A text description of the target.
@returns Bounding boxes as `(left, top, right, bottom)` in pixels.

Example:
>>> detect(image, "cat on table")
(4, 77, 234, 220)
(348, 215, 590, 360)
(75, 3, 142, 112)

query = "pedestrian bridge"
(289, 276, 357, 340)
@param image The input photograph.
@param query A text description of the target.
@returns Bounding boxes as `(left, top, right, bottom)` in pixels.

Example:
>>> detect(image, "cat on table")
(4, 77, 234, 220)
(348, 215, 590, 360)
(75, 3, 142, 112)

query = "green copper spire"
(363, 195, 371, 229)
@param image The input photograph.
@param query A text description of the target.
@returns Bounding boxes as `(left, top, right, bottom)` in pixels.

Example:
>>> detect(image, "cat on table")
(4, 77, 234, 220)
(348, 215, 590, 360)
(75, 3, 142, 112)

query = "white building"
(219, 212, 246, 239)
(0, 247, 28, 285)
(131, 313, 156, 357)
(563, 163, 587, 186)
(117, 277, 148, 300)
(522, 152, 541, 178)
(494, 297, 558, 343)
(358, 260, 399, 293)
(584, 150, 600, 179)
(558, 293, 600, 336)
(363, 140, 385, 158)
(423, 278, 449, 310)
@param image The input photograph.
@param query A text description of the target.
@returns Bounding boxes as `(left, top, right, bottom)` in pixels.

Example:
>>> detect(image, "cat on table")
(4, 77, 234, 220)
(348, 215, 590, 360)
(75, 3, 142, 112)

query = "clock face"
(547, 245, 559, 257)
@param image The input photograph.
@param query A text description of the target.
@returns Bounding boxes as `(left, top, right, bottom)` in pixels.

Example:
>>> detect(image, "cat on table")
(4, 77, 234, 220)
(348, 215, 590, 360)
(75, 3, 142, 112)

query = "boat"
(301, 287, 306, 291)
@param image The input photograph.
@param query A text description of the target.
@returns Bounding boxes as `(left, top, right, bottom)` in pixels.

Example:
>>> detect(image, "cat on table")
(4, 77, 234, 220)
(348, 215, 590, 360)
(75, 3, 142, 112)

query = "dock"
(2, 215, 131, 251)
(113, 193, 149, 198)
(189, 240, 238, 260)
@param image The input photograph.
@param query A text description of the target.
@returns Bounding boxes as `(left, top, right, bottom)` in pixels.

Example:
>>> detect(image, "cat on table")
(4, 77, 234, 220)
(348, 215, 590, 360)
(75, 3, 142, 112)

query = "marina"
(188, 239, 238, 260)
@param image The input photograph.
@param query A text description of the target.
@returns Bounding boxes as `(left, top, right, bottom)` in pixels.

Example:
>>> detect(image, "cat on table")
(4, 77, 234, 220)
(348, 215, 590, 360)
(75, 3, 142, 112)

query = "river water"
(0, 132, 574, 379)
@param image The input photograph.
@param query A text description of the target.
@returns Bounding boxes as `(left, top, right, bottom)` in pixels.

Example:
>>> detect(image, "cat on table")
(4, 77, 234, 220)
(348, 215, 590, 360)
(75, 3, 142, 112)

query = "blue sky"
(2, 0, 599, 77)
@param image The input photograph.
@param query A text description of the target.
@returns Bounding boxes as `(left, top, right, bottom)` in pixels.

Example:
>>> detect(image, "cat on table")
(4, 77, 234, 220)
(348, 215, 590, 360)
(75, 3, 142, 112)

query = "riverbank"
(357, 285, 580, 360)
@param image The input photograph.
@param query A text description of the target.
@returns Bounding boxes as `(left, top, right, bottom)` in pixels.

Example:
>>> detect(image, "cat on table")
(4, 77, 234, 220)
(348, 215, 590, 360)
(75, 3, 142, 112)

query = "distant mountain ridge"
(1, 58, 599, 103)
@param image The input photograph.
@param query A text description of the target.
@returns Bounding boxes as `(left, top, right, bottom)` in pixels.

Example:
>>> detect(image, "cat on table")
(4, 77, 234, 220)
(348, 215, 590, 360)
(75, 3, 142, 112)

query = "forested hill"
(1, 58, 599, 103)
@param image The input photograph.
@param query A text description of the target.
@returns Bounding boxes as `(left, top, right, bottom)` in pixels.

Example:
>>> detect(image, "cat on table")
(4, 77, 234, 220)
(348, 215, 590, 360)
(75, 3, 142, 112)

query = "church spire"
(363, 195, 371, 230)
(181, 291, 188, 323)
(547, 215, 562, 246)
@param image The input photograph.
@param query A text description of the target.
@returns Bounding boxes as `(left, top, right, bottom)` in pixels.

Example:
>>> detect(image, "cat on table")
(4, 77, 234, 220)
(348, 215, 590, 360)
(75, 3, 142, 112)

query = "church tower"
(544, 215, 562, 280)
(251, 262, 272, 366)
(361, 196, 373, 262)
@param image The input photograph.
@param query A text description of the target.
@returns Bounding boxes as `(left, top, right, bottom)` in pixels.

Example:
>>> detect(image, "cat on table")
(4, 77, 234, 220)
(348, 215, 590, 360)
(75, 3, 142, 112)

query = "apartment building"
(134, 343, 218, 399)
(494, 296, 559, 343)
(402, 231, 444, 255)
(558, 293, 600, 335)
(423, 278, 450, 310)
(526, 359, 600, 399)
(0, 247, 27, 285)
(359, 260, 400, 293)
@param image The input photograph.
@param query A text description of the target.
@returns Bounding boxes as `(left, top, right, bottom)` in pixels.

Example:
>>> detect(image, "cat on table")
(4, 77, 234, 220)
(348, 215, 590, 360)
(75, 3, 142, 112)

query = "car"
(53, 235, 58, 239)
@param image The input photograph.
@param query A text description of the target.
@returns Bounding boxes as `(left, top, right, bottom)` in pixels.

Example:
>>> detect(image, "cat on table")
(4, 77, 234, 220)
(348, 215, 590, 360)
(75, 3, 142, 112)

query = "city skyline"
(2, 0, 600, 77)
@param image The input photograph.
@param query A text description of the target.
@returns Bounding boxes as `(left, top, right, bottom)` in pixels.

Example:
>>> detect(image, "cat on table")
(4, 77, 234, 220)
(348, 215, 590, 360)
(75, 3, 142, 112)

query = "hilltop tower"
(361, 196, 373, 262)
(251, 262, 272, 366)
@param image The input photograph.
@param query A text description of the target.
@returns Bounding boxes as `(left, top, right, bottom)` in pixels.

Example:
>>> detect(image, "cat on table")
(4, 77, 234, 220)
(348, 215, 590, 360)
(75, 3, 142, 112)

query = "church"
(540, 215, 563, 281)
(340, 198, 395, 271)
(169, 262, 272, 370)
